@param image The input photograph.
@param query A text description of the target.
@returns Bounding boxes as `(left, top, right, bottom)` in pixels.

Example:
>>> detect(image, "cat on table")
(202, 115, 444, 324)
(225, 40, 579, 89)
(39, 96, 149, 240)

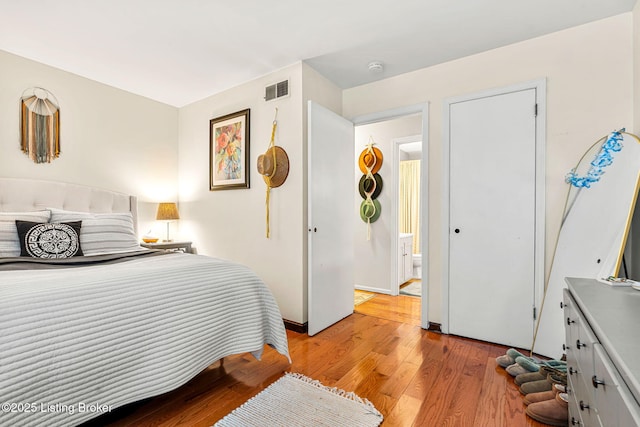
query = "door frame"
(391, 134, 423, 296)
(441, 79, 546, 335)
(351, 102, 430, 330)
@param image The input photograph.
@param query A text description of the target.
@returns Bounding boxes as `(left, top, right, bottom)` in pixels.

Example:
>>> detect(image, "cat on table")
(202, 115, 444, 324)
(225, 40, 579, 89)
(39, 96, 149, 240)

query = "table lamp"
(156, 202, 180, 242)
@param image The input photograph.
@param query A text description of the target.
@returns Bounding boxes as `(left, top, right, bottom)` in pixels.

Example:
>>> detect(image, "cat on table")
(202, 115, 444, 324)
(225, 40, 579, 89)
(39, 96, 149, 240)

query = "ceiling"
(0, 0, 636, 107)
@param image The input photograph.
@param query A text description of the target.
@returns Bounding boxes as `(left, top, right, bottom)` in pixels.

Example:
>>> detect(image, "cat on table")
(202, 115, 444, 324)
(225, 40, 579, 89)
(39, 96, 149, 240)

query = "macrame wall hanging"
(257, 108, 290, 238)
(20, 87, 60, 164)
(358, 138, 383, 240)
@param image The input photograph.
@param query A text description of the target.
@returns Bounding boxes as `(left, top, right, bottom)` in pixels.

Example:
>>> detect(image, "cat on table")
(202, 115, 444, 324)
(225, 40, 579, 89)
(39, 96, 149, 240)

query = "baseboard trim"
(427, 322, 442, 333)
(355, 285, 392, 295)
(283, 319, 307, 333)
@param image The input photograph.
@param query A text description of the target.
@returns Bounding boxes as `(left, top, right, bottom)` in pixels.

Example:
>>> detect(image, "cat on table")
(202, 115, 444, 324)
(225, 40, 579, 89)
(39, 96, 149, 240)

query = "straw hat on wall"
(257, 146, 289, 188)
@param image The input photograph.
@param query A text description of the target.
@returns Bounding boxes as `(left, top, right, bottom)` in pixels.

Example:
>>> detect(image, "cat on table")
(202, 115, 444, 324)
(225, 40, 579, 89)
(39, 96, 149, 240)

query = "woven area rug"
(214, 372, 383, 427)
(354, 290, 375, 306)
(400, 280, 421, 297)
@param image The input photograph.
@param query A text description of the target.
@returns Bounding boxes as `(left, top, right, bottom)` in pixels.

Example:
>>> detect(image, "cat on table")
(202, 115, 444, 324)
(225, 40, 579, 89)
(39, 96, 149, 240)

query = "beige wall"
(178, 63, 306, 324)
(0, 49, 179, 235)
(343, 14, 634, 323)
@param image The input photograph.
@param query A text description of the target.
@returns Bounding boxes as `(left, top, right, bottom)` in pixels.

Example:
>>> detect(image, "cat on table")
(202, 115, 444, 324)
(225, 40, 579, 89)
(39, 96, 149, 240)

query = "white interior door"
(308, 101, 354, 336)
(447, 88, 539, 348)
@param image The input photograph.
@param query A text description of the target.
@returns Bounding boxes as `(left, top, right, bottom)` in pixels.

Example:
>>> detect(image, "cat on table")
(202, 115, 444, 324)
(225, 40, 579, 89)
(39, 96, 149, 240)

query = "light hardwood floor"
(82, 293, 545, 427)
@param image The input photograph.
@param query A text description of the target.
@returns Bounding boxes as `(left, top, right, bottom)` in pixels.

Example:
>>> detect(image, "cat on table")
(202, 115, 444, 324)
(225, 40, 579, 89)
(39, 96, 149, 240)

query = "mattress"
(0, 251, 290, 426)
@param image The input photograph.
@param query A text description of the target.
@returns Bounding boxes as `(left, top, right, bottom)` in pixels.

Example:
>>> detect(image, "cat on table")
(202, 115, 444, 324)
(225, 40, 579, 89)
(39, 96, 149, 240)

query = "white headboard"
(0, 178, 139, 233)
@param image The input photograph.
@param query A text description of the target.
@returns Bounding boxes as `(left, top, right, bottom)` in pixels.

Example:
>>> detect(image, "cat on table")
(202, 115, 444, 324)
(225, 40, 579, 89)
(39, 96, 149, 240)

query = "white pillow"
(49, 208, 140, 256)
(0, 211, 52, 257)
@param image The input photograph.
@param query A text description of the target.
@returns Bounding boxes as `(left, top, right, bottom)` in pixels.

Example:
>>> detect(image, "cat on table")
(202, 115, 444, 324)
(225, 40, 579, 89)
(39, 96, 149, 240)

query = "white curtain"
(399, 160, 421, 254)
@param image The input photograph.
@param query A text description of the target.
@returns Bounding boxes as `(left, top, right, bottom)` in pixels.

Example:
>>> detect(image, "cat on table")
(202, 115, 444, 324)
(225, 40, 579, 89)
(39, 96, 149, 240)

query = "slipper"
(540, 365, 567, 376)
(515, 356, 542, 372)
(515, 371, 546, 386)
(520, 379, 552, 395)
(496, 354, 515, 368)
(506, 363, 529, 377)
(542, 360, 567, 368)
(506, 348, 529, 359)
(516, 356, 567, 373)
(547, 371, 567, 386)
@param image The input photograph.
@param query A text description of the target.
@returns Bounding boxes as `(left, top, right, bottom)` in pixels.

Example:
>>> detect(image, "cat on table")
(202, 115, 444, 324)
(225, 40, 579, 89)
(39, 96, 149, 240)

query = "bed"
(0, 178, 290, 426)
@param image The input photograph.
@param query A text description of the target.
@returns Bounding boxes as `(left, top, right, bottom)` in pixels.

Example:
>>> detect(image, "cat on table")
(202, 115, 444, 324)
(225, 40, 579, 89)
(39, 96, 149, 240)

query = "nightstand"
(140, 241, 194, 254)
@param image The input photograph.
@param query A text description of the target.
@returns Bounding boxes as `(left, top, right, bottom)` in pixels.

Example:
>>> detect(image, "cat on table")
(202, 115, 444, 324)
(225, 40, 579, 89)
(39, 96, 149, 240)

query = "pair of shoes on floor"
(526, 389, 568, 426)
(515, 370, 546, 386)
(515, 356, 566, 373)
(496, 348, 530, 368)
(496, 348, 566, 376)
(503, 356, 565, 377)
(518, 364, 568, 392)
(520, 378, 553, 395)
(524, 384, 565, 406)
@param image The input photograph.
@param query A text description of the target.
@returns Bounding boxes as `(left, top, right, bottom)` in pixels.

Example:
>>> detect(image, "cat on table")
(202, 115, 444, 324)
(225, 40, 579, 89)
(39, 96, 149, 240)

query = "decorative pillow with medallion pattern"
(15, 220, 84, 259)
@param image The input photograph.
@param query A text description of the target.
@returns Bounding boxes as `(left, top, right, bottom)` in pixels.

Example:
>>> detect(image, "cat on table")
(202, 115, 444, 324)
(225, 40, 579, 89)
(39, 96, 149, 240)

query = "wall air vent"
(264, 79, 289, 101)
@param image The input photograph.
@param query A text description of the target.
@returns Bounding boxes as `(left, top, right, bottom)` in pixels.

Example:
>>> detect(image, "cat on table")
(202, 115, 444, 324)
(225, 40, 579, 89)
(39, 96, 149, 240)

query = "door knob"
(454, 228, 460, 233)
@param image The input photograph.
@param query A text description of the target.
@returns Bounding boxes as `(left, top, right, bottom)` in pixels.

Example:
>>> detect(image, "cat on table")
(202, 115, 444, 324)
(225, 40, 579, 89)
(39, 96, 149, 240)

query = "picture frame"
(209, 109, 250, 190)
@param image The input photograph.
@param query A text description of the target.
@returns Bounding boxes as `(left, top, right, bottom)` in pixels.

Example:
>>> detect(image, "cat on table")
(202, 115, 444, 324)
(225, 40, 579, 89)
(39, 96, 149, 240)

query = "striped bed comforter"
(0, 252, 290, 426)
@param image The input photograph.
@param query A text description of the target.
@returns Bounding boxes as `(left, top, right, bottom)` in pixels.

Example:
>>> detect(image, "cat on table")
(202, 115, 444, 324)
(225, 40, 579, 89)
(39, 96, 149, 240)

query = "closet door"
(447, 87, 539, 348)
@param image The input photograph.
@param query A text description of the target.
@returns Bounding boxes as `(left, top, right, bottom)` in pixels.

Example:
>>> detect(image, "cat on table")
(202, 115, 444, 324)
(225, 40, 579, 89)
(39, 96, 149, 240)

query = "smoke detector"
(368, 61, 384, 73)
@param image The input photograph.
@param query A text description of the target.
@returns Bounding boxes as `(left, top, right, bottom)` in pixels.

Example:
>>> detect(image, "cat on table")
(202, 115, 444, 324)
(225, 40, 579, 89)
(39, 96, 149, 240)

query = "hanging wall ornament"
(358, 139, 383, 240)
(565, 128, 624, 188)
(20, 87, 61, 164)
(358, 173, 383, 200)
(257, 108, 290, 238)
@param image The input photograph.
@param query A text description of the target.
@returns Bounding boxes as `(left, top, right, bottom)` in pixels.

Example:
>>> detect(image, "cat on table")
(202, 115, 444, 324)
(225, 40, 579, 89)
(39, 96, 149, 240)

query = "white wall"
(353, 115, 422, 293)
(343, 14, 634, 323)
(0, 49, 179, 234)
(177, 63, 306, 324)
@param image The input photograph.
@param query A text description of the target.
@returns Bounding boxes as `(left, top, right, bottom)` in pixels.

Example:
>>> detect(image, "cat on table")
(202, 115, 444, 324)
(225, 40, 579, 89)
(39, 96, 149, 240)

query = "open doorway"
(395, 136, 422, 297)
(351, 103, 429, 329)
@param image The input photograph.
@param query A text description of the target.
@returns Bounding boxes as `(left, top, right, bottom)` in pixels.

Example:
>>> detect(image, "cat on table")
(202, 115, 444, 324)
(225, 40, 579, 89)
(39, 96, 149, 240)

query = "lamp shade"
(156, 202, 180, 221)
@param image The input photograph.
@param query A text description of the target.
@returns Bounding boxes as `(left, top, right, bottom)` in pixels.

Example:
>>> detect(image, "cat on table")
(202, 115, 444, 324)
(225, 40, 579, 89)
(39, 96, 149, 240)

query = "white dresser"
(563, 277, 640, 426)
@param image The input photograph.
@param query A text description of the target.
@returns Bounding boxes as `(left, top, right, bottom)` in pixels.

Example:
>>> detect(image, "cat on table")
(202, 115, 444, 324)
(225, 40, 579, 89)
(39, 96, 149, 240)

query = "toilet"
(412, 253, 422, 279)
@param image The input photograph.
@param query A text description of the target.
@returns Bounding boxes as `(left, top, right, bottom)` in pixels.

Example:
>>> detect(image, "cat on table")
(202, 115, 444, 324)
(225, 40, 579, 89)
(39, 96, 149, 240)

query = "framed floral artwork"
(209, 109, 250, 190)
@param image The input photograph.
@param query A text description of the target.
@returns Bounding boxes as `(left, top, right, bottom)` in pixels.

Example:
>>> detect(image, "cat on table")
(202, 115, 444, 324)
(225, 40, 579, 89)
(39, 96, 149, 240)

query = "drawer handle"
(592, 375, 605, 388)
(576, 339, 585, 349)
(569, 366, 576, 375)
(579, 400, 590, 411)
(571, 417, 581, 425)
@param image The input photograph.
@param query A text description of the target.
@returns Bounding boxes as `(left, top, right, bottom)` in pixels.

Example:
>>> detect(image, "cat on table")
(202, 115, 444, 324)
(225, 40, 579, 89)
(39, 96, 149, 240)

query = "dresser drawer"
(567, 377, 600, 427)
(593, 344, 625, 426)
(563, 290, 580, 353)
(568, 368, 598, 426)
(564, 291, 598, 381)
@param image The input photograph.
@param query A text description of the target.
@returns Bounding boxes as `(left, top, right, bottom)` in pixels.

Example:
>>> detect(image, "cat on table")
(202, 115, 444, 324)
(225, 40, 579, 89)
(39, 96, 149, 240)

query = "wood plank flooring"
(82, 293, 546, 427)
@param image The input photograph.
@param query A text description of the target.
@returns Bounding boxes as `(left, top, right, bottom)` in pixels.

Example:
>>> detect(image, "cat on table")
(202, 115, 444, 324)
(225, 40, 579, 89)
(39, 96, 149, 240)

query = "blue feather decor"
(565, 129, 624, 188)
